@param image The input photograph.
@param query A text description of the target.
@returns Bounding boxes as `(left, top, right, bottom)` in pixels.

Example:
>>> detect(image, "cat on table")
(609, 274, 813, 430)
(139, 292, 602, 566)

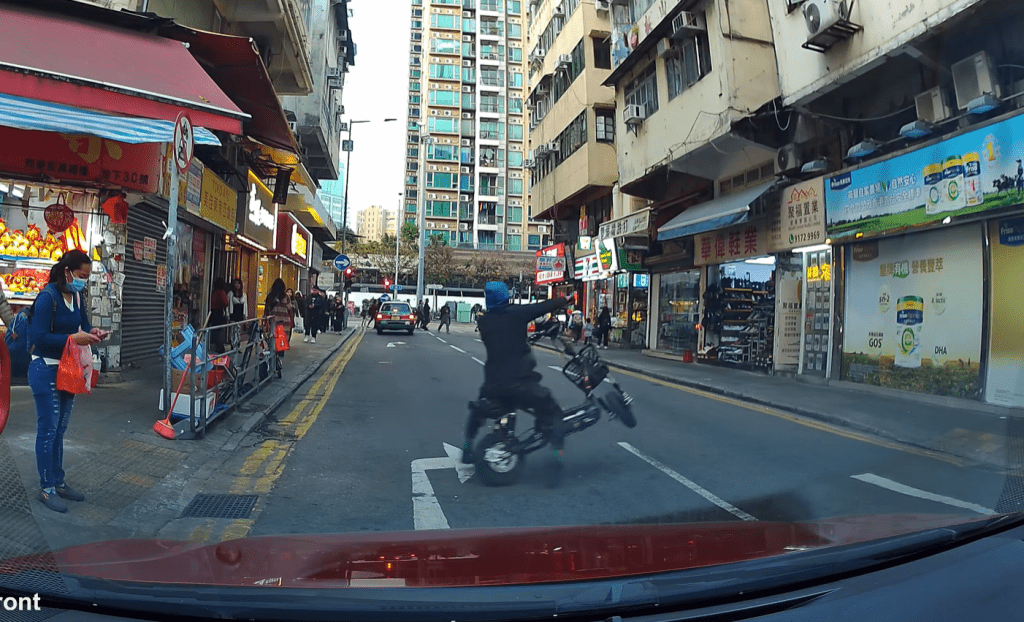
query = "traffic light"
(344, 267, 354, 291)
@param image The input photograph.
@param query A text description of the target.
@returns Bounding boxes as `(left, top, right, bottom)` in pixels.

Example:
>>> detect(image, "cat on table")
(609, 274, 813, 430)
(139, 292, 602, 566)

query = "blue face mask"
(67, 275, 87, 293)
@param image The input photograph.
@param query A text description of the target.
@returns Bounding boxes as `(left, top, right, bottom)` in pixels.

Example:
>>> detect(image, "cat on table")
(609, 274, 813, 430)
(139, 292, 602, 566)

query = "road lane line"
(618, 442, 757, 521)
(450, 345, 467, 353)
(472, 357, 484, 365)
(412, 457, 452, 530)
(475, 339, 482, 342)
(852, 473, 995, 515)
(437, 337, 447, 343)
(548, 366, 562, 371)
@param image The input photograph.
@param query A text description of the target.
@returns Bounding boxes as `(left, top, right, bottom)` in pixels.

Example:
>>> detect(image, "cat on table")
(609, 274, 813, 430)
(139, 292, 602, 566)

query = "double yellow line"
(189, 332, 363, 543)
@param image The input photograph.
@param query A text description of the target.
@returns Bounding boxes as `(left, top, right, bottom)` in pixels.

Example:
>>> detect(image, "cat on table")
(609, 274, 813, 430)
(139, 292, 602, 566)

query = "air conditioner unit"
(534, 48, 546, 60)
(463, 85, 473, 92)
(545, 141, 559, 152)
(538, 225, 548, 233)
(287, 120, 298, 134)
(671, 11, 706, 38)
(463, 10, 472, 17)
(444, 110, 452, 116)
(339, 122, 349, 132)
(337, 105, 345, 115)
(656, 38, 674, 57)
(523, 159, 536, 168)
(459, 223, 470, 231)
(461, 194, 471, 201)
(461, 139, 471, 146)
(775, 143, 802, 175)
(802, 0, 850, 42)
(915, 87, 952, 124)
(337, 31, 348, 42)
(327, 66, 342, 78)
(462, 112, 472, 119)
(623, 104, 645, 125)
(461, 166, 470, 173)
(595, 0, 610, 11)
(463, 34, 473, 41)
(427, 222, 435, 229)
(536, 82, 550, 95)
(557, 54, 572, 70)
(952, 51, 1002, 111)
(552, 6, 564, 17)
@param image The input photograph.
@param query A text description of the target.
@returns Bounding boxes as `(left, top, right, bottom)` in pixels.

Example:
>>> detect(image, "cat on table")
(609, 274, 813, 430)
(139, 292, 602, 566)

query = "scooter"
(469, 319, 637, 486)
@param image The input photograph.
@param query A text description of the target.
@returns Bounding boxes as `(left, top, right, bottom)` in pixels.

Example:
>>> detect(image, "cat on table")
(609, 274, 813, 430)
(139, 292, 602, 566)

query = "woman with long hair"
(229, 277, 248, 323)
(209, 277, 229, 353)
(264, 278, 293, 378)
(29, 249, 108, 513)
(291, 290, 305, 334)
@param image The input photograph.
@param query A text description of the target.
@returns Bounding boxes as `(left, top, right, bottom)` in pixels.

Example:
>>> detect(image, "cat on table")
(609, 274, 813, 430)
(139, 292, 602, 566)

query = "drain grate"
(179, 494, 258, 519)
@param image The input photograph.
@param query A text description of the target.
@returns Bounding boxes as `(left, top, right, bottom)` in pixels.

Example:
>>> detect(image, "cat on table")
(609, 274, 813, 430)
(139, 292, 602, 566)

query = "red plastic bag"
(56, 336, 92, 395)
(274, 323, 290, 353)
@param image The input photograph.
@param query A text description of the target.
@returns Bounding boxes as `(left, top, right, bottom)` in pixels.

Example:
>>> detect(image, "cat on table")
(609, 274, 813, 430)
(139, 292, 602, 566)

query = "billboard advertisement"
(986, 218, 1024, 407)
(827, 112, 1024, 240)
(841, 224, 983, 399)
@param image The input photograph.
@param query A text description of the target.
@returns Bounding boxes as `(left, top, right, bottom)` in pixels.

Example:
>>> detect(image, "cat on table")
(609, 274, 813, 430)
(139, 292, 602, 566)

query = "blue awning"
(657, 181, 774, 241)
(0, 93, 221, 146)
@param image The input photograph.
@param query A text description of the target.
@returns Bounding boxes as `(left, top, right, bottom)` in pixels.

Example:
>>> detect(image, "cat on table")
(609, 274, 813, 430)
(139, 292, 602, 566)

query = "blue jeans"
(29, 358, 75, 490)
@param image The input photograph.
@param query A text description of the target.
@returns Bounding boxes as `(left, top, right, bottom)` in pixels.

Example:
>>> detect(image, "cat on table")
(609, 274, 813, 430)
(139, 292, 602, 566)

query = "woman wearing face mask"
(29, 249, 107, 513)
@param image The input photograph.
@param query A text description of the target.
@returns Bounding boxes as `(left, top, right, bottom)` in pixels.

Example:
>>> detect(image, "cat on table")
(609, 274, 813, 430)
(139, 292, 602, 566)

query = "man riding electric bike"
(463, 282, 571, 485)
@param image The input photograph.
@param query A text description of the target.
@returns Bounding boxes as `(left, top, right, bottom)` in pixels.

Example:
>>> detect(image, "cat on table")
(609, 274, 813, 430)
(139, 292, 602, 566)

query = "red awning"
(0, 4, 246, 134)
(162, 28, 300, 154)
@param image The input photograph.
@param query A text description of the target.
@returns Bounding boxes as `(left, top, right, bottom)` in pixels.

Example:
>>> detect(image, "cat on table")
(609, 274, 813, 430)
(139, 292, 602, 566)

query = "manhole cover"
(179, 494, 258, 519)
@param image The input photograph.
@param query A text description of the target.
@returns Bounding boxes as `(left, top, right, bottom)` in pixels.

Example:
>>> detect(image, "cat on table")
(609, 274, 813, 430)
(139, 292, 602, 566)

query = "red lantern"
(44, 193, 75, 232)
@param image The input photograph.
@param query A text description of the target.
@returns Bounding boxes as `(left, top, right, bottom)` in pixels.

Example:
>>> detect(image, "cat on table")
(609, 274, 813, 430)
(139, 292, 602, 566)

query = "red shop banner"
(275, 212, 310, 267)
(535, 243, 568, 285)
(0, 126, 161, 193)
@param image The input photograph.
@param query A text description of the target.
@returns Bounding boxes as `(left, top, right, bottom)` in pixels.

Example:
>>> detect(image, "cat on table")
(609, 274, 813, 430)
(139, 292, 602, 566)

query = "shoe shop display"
(706, 268, 776, 371)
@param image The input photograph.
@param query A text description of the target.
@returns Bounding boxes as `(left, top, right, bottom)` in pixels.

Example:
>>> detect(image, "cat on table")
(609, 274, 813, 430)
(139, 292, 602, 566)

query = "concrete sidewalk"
(535, 342, 1024, 472)
(0, 326, 358, 553)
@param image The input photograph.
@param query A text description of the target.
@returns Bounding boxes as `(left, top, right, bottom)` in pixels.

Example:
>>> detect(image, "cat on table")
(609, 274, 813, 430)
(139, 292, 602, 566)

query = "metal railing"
(170, 317, 283, 440)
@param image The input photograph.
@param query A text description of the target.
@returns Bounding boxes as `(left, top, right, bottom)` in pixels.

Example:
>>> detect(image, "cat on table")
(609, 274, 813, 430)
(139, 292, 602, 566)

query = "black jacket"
(478, 297, 569, 387)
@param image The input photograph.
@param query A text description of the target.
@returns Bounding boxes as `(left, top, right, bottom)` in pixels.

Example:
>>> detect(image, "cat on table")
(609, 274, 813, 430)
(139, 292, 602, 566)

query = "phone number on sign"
(789, 230, 823, 245)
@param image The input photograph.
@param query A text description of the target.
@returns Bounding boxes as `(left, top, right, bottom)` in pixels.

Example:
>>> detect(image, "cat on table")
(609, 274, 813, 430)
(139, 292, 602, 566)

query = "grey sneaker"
(56, 484, 85, 502)
(39, 490, 68, 513)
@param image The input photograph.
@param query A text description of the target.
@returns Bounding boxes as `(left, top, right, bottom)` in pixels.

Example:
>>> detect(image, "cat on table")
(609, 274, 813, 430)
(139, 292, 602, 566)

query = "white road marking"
(852, 473, 996, 515)
(472, 357, 485, 365)
(548, 365, 562, 371)
(437, 337, 448, 343)
(474, 339, 482, 343)
(618, 442, 757, 521)
(386, 341, 406, 348)
(450, 345, 466, 353)
(443, 442, 475, 483)
(411, 457, 451, 530)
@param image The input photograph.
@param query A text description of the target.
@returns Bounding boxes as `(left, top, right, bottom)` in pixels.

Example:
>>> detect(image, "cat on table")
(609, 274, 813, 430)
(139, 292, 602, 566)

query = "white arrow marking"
(472, 357, 484, 365)
(443, 442, 475, 483)
(386, 341, 407, 348)
(450, 345, 466, 353)
(411, 457, 451, 530)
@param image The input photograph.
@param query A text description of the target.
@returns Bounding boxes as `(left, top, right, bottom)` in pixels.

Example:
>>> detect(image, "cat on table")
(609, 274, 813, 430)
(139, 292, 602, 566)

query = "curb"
(535, 343, 1005, 471)
(219, 328, 359, 452)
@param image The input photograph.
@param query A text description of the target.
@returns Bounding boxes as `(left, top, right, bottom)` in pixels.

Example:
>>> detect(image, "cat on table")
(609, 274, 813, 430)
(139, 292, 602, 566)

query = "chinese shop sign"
(694, 220, 768, 266)
(769, 178, 827, 252)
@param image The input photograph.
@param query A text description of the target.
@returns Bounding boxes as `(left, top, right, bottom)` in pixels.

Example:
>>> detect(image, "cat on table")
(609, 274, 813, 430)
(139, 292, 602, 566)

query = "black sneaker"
(39, 490, 68, 513)
(461, 444, 476, 465)
(56, 484, 85, 502)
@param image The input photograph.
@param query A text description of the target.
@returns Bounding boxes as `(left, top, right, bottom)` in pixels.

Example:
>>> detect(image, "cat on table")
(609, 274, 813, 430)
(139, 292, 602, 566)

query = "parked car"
(374, 302, 417, 335)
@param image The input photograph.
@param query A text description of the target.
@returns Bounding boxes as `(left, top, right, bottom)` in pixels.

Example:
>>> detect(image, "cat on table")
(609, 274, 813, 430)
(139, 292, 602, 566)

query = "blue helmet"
(485, 281, 510, 308)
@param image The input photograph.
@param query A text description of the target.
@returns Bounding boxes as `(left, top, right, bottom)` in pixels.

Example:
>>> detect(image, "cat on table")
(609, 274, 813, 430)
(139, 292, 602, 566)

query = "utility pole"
(416, 134, 433, 304)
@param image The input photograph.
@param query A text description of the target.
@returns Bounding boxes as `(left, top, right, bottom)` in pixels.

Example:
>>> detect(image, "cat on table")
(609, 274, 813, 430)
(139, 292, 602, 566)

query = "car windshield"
(3, 0, 1024, 619)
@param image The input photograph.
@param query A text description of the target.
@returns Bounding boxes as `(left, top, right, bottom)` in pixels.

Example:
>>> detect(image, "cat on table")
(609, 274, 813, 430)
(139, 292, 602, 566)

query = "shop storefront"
(825, 109, 1024, 404)
(260, 212, 311, 313)
(232, 170, 278, 319)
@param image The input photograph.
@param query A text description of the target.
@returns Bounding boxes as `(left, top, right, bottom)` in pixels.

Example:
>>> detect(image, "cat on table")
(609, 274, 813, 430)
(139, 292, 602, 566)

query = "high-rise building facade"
(404, 0, 546, 252)
(320, 190, 346, 232)
(356, 205, 398, 242)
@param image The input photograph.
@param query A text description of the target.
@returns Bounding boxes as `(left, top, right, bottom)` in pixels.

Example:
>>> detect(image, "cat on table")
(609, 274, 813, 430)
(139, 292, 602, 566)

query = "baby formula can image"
(895, 295, 924, 369)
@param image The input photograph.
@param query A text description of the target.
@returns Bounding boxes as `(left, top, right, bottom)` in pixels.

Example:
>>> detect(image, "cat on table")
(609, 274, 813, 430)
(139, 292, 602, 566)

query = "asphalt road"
(248, 323, 1010, 537)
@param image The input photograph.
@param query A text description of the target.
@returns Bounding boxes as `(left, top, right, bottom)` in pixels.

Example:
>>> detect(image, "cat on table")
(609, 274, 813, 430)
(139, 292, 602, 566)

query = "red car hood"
(2, 515, 982, 588)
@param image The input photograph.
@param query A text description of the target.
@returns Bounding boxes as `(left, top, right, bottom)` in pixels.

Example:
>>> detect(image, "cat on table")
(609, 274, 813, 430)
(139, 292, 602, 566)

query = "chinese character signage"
(826, 112, 1024, 241)
(160, 148, 204, 214)
(237, 171, 278, 250)
(199, 169, 237, 232)
(842, 225, 983, 398)
(694, 220, 768, 266)
(0, 127, 159, 192)
(769, 178, 826, 252)
(774, 269, 803, 370)
(535, 243, 567, 285)
(598, 208, 651, 240)
(276, 212, 310, 267)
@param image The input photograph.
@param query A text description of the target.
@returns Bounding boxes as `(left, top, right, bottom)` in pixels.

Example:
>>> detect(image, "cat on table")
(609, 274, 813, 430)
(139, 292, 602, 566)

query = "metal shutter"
(122, 202, 168, 369)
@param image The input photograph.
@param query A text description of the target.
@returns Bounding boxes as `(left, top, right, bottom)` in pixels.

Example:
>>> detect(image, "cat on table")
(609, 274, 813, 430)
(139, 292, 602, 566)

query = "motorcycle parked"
(469, 320, 636, 486)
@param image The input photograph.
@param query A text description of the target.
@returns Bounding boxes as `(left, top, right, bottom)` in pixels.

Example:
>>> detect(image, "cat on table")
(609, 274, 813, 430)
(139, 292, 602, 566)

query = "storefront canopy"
(0, 4, 247, 135)
(657, 181, 774, 241)
(0, 93, 221, 145)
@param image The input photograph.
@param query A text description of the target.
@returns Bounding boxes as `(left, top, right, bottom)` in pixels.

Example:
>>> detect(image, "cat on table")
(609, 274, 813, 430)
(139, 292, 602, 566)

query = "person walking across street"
(438, 303, 451, 333)
(304, 287, 327, 343)
(264, 278, 293, 379)
(420, 299, 431, 331)
(30, 249, 109, 513)
(210, 277, 229, 354)
(596, 306, 612, 349)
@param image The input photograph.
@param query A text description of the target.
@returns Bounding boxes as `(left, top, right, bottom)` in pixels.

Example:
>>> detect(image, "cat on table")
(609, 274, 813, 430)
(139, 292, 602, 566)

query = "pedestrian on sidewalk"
(438, 303, 451, 333)
(29, 250, 108, 513)
(291, 290, 305, 334)
(264, 278, 292, 379)
(420, 299, 431, 331)
(209, 277, 229, 354)
(229, 278, 248, 323)
(584, 317, 594, 345)
(304, 287, 327, 343)
(596, 306, 612, 349)
(331, 294, 346, 333)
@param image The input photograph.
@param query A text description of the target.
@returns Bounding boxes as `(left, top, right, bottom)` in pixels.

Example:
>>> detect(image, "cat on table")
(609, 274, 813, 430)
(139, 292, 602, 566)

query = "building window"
(430, 13, 460, 29)
(412, 20, 422, 28)
(508, 47, 522, 62)
(508, 150, 524, 167)
(428, 143, 459, 161)
(666, 31, 712, 99)
(509, 180, 523, 197)
(411, 32, 422, 41)
(481, 0, 500, 10)
(427, 117, 458, 133)
(431, 37, 461, 54)
(480, 121, 505, 140)
(509, 23, 521, 38)
(409, 81, 420, 92)
(409, 69, 421, 78)
(481, 68, 503, 86)
(427, 172, 458, 189)
(624, 63, 658, 117)
(593, 37, 611, 69)
(409, 94, 421, 104)
(428, 89, 460, 106)
(506, 234, 521, 250)
(429, 63, 459, 79)
(509, 71, 524, 88)
(509, 97, 523, 114)
(413, 8, 423, 16)
(406, 175, 418, 185)
(407, 161, 419, 171)
(595, 109, 614, 142)
(428, 201, 453, 217)
(406, 203, 418, 213)
(506, 0, 521, 13)
(409, 107, 421, 119)
(509, 124, 524, 140)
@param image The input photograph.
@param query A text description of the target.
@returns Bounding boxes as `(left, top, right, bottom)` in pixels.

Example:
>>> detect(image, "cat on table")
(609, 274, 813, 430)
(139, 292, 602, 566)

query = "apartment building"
(403, 0, 535, 251)
(356, 205, 398, 242)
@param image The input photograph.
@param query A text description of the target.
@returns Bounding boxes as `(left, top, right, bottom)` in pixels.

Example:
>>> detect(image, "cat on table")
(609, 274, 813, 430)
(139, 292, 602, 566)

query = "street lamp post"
(341, 118, 397, 256)
(395, 192, 402, 300)
(415, 133, 434, 304)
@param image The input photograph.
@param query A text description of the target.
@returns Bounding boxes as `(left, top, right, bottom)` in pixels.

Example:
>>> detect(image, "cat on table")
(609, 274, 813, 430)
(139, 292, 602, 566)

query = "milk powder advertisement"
(986, 218, 1024, 407)
(841, 225, 984, 399)
(826, 113, 1024, 240)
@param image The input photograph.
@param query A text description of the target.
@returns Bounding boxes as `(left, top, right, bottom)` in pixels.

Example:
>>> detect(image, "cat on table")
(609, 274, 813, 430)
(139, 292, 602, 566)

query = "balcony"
(219, 0, 315, 95)
(480, 24, 503, 37)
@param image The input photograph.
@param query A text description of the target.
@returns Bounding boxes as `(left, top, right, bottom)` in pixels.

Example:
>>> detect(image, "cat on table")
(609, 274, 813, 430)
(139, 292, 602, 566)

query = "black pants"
(439, 316, 450, 332)
(467, 381, 566, 449)
(305, 314, 321, 338)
